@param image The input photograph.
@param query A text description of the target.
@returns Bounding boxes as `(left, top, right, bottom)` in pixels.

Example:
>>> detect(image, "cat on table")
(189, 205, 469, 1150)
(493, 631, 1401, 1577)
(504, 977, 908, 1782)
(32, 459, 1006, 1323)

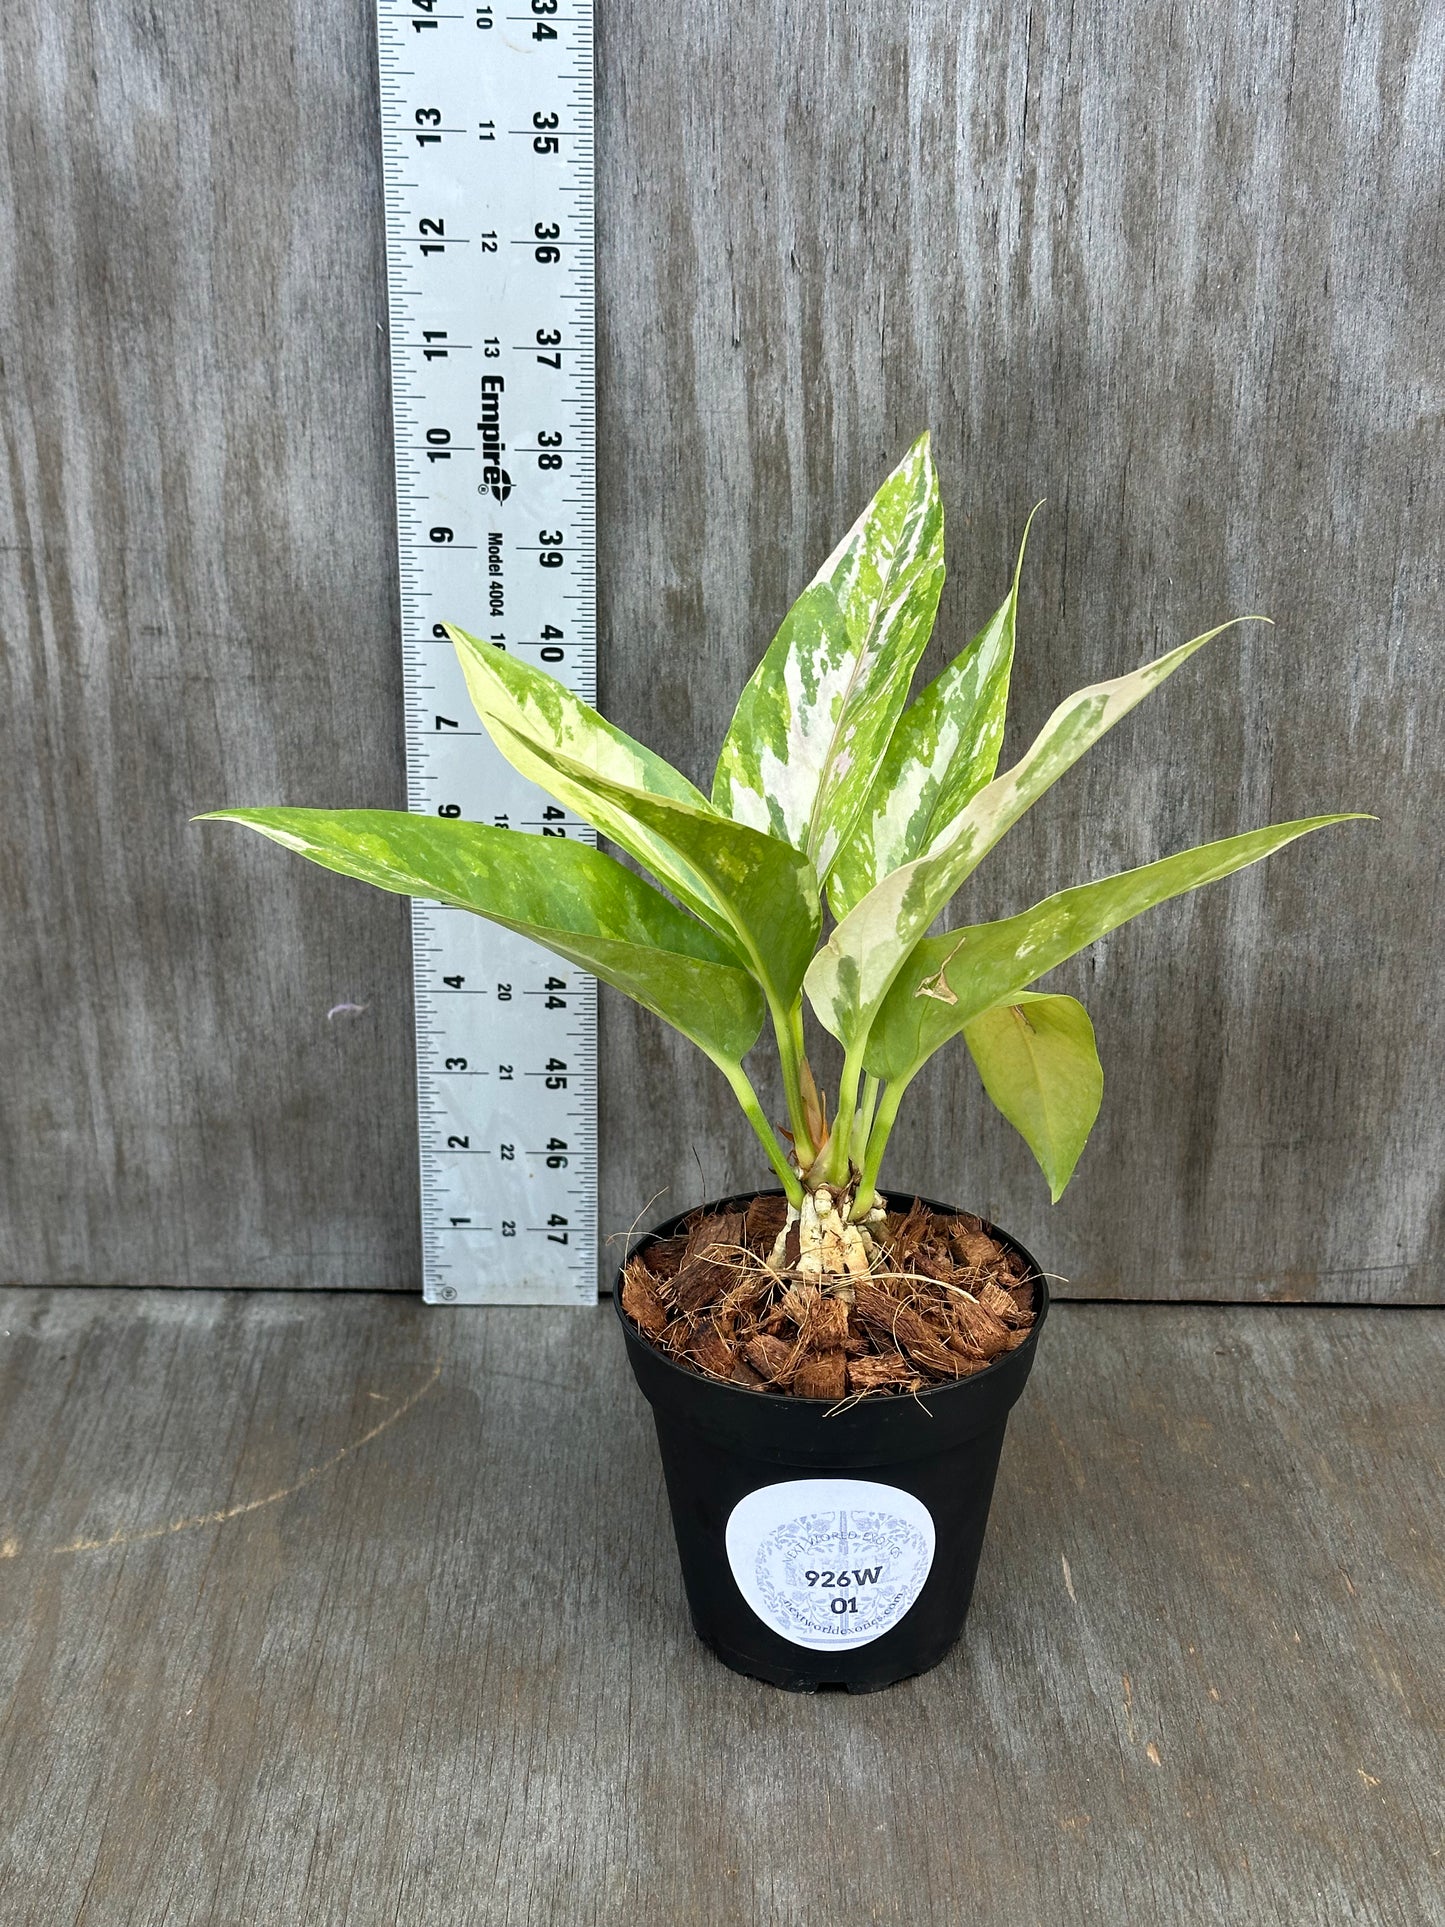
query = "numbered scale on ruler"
(376, 0, 597, 1302)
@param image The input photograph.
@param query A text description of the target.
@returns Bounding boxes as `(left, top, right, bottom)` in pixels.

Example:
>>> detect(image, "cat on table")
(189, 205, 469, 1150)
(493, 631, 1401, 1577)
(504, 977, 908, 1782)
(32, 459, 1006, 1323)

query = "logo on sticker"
(725, 1479, 936, 1650)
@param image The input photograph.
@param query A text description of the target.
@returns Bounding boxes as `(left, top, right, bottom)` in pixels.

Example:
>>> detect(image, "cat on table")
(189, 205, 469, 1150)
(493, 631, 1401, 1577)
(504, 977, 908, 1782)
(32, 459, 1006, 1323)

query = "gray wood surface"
(0, 1289, 1440, 1924)
(0, 0, 1440, 1294)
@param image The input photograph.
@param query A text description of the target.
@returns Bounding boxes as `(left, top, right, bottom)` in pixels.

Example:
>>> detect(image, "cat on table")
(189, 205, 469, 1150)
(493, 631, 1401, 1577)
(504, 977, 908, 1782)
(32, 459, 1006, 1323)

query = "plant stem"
(856, 1072, 880, 1149)
(770, 994, 815, 1166)
(720, 1057, 805, 1206)
(850, 1074, 909, 1218)
(821, 1044, 867, 1186)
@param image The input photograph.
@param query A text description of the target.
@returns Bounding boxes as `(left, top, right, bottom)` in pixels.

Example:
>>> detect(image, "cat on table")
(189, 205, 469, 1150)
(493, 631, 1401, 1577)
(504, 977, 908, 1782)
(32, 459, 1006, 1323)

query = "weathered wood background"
(1, 0, 1439, 1295)
(2, 1290, 1442, 1923)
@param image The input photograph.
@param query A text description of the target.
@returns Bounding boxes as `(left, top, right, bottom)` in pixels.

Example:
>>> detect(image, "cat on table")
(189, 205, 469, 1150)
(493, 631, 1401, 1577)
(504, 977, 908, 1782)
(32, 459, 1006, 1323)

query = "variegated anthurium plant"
(205, 436, 1361, 1276)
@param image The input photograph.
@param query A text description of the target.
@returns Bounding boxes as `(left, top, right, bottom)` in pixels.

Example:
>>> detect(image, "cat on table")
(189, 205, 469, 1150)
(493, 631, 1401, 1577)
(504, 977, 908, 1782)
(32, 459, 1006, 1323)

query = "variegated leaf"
(711, 433, 945, 881)
(963, 993, 1103, 1203)
(828, 508, 1038, 917)
(199, 808, 766, 1065)
(448, 624, 734, 941)
(486, 716, 822, 1012)
(861, 813, 1367, 1080)
(806, 620, 1258, 1049)
(447, 623, 707, 805)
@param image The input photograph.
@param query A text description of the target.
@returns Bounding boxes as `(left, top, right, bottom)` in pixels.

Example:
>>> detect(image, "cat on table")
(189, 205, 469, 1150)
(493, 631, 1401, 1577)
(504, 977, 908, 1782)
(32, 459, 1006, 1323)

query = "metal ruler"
(375, 0, 597, 1304)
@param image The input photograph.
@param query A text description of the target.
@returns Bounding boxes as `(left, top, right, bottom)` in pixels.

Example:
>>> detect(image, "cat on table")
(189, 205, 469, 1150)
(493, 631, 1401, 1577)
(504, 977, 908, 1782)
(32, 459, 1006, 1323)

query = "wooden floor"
(0, 1291, 1440, 1927)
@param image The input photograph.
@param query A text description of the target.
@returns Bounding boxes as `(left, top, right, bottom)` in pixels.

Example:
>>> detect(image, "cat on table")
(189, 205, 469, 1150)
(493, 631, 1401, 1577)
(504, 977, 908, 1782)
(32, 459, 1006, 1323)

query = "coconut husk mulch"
(620, 1194, 1037, 1402)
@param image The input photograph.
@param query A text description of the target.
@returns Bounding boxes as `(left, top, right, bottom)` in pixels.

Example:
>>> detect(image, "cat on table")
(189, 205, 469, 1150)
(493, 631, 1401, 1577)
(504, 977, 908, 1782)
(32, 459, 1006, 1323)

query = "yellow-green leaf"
(807, 619, 1259, 1051)
(485, 717, 822, 1013)
(446, 625, 729, 938)
(863, 813, 1369, 1080)
(964, 993, 1103, 1202)
(199, 808, 766, 1065)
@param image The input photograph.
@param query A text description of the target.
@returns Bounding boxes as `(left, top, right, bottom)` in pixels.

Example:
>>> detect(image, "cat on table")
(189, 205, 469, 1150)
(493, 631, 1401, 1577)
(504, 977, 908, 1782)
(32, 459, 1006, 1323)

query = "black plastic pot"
(615, 1189, 1048, 1692)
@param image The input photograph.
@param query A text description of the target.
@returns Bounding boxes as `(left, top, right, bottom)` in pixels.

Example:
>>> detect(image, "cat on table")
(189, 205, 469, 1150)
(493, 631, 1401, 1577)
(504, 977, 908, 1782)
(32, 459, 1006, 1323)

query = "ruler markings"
(376, 0, 598, 1305)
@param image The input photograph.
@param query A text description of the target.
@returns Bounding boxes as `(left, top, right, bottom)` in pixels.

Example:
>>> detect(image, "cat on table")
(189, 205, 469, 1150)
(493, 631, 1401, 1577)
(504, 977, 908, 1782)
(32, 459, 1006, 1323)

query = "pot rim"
(613, 1184, 1050, 1412)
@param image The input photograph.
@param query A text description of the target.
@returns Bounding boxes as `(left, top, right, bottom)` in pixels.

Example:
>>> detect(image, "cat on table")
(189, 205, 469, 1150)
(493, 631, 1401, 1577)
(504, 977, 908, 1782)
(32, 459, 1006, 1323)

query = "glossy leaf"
(829, 508, 1037, 918)
(447, 623, 707, 806)
(963, 993, 1103, 1202)
(863, 813, 1367, 1080)
(711, 434, 945, 881)
(198, 420, 1367, 1219)
(446, 625, 729, 938)
(199, 808, 766, 1064)
(485, 716, 822, 1012)
(806, 620, 1256, 1050)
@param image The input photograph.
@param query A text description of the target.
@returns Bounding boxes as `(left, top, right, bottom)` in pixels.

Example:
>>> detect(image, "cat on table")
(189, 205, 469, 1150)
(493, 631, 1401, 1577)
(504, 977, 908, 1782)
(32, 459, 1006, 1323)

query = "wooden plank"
(0, 0, 1440, 1295)
(590, 0, 1445, 1303)
(0, 0, 418, 1289)
(0, 1291, 1441, 1923)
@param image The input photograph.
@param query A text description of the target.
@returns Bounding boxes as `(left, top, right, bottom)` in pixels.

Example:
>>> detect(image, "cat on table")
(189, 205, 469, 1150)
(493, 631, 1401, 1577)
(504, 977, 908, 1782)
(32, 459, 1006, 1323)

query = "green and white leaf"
(200, 808, 766, 1065)
(447, 623, 707, 806)
(485, 717, 822, 1013)
(863, 813, 1367, 1081)
(828, 508, 1038, 917)
(711, 433, 945, 882)
(963, 993, 1103, 1203)
(806, 619, 1257, 1051)
(446, 624, 729, 938)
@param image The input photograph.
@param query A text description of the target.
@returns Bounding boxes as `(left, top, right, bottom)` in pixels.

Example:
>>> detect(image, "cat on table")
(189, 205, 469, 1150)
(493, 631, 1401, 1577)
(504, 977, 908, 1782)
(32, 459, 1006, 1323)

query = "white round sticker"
(724, 1478, 936, 1650)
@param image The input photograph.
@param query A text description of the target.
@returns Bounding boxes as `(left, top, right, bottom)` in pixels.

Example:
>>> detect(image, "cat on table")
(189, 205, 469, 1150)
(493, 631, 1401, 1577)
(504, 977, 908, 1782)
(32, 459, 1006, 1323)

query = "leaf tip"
(442, 619, 502, 661)
(1212, 612, 1274, 640)
(908, 428, 939, 484)
(1011, 501, 1044, 596)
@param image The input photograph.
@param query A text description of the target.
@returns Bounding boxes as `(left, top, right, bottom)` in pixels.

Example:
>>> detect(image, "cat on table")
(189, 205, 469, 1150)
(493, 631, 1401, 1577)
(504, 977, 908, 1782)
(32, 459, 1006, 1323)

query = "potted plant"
(203, 435, 1360, 1692)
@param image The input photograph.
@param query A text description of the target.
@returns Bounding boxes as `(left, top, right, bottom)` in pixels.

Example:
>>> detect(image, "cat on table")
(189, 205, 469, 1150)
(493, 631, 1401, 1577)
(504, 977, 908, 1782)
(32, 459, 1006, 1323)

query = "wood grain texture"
(0, 1290, 1441, 1924)
(591, 0, 1445, 1302)
(0, 0, 418, 1288)
(0, 0, 1440, 1293)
